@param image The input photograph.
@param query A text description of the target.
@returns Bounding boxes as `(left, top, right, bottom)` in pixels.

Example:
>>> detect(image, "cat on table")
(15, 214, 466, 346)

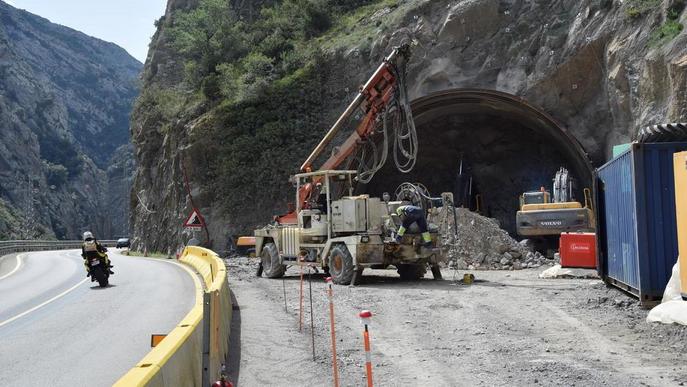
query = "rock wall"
(354, 0, 687, 162)
(129, 0, 202, 251)
(0, 1, 141, 239)
(131, 0, 686, 252)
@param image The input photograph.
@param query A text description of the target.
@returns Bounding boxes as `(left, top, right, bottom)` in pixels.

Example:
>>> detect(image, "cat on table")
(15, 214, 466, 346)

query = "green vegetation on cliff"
(167, 0, 379, 101)
(0, 199, 19, 240)
(161, 0, 395, 220)
(625, 0, 661, 18)
(650, 10, 684, 46)
(625, 0, 684, 46)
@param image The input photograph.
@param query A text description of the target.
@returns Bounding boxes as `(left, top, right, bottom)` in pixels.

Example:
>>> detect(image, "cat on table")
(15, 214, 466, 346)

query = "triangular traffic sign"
(183, 208, 205, 228)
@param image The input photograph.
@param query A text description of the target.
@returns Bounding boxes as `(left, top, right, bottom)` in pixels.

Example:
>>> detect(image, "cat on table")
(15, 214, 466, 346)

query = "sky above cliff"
(4, 0, 167, 62)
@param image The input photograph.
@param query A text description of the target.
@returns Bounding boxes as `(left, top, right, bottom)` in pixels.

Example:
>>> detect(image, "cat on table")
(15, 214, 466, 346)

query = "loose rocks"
(441, 208, 552, 270)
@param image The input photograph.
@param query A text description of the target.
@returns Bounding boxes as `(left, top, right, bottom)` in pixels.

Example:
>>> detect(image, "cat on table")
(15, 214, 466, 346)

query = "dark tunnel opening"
(360, 89, 594, 237)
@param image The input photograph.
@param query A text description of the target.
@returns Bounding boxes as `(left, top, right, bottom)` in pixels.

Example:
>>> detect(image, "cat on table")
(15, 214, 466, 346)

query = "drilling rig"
(254, 45, 451, 285)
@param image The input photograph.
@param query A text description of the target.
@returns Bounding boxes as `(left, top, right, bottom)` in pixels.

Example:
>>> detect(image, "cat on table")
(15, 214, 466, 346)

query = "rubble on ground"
(439, 208, 553, 270)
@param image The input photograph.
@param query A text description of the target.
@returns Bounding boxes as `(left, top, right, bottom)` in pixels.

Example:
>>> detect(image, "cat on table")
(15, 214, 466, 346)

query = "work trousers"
(401, 209, 428, 233)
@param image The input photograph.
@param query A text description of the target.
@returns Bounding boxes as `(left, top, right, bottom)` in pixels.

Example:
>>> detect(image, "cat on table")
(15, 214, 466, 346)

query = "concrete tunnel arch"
(361, 88, 594, 236)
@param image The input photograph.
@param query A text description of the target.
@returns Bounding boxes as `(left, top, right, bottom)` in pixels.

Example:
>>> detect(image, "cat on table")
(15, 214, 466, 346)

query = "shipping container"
(612, 143, 631, 158)
(596, 142, 687, 306)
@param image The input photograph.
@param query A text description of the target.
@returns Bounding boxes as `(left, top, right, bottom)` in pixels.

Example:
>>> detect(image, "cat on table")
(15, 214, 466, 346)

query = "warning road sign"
(184, 208, 205, 229)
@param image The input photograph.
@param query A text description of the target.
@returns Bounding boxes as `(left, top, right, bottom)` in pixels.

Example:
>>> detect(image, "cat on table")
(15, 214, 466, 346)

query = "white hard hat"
(83, 231, 94, 241)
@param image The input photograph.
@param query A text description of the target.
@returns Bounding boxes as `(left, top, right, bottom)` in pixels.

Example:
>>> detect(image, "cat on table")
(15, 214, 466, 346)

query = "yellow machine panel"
(673, 151, 687, 298)
(521, 202, 582, 211)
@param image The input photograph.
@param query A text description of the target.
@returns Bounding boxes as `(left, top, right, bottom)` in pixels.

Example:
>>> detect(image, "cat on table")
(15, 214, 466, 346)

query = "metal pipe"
(299, 47, 402, 172)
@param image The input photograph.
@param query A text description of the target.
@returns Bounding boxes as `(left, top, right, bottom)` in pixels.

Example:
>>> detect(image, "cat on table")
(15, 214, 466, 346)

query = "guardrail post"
(202, 291, 211, 386)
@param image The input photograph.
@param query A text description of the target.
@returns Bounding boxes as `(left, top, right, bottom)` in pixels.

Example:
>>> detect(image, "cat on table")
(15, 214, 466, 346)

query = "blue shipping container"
(596, 142, 687, 305)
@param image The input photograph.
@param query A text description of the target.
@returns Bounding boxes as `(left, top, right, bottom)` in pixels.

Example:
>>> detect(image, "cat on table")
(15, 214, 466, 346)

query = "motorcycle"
(88, 248, 110, 287)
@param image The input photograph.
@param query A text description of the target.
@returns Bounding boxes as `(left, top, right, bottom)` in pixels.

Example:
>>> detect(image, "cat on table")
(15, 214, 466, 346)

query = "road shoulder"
(0, 253, 21, 279)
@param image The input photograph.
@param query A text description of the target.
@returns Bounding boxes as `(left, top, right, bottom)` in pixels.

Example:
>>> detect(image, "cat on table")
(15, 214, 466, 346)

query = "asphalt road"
(0, 249, 196, 386)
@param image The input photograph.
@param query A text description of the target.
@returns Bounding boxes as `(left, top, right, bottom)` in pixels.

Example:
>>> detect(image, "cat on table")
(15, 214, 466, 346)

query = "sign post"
(183, 208, 205, 229)
(184, 208, 205, 246)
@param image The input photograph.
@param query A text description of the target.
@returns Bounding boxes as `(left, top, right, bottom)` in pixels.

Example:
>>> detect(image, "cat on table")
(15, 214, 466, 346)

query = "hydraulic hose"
(390, 63, 418, 173)
(356, 62, 418, 182)
(356, 111, 389, 184)
(395, 182, 434, 211)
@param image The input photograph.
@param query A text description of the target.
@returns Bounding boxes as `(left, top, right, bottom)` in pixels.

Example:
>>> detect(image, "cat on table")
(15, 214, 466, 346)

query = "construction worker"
(81, 231, 113, 278)
(394, 205, 432, 247)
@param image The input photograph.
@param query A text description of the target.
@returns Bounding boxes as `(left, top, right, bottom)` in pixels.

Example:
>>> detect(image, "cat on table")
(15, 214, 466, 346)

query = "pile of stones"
(440, 208, 553, 270)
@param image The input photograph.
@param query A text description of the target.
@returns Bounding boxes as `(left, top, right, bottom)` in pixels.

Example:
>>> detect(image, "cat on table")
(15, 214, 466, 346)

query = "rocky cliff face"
(0, 1, 141, 239)
(131, 0, 686, 252)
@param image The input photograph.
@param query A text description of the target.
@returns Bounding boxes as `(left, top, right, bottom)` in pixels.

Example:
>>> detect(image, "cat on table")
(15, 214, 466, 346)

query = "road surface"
(227, 257, 687, 386)
(0, 249, 196, 386)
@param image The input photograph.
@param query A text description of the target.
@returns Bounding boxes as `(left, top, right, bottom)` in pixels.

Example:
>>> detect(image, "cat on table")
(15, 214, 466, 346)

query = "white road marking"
(0, 254, 24, 280)
(0, 254, 200, 329)
(0, 277, 88, 328)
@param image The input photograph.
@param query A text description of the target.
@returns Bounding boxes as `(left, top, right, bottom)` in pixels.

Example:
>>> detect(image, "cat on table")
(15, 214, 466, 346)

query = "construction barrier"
(114, 246, 231, 386)
(182, 246, 232, 384)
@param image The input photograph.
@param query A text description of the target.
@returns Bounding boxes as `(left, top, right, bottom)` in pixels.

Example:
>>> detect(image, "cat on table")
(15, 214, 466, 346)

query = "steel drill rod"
(299, 47, 403, 172)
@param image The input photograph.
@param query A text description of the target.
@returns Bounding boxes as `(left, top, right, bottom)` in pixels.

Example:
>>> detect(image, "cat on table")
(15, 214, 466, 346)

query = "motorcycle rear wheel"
(91, 266, 109, 287)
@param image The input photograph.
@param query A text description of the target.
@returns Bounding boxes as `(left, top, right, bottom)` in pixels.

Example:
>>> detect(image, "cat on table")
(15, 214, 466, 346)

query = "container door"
(594, 173, 606, 277)
(634, 143, 685, 301)
(599, 151, 640, 294)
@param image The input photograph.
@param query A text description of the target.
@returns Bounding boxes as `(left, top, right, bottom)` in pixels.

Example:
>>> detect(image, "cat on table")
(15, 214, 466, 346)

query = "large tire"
(397, 264, 427, 281)
(636, 123, 687, 143)
(91, 266, 108, 287)
(260, 242, 285, 278)
(328, 244, 355, 285)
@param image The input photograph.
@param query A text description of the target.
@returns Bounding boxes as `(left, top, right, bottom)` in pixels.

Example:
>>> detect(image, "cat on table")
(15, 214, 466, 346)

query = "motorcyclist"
(81, 231, 113, 279)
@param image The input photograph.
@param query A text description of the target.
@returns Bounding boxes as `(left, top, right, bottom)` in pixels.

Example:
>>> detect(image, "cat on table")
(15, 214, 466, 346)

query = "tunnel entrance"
(361, 89, 593, 236)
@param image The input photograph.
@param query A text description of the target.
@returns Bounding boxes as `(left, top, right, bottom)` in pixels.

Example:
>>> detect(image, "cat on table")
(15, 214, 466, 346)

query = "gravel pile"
(439, 208, 553, 270)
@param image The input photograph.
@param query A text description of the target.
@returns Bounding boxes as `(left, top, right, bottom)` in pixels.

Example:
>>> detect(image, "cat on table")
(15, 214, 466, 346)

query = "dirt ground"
(225, 257, 687, 386)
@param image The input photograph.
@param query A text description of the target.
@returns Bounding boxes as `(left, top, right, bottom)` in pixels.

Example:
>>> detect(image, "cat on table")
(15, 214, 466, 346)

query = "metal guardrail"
(0, 240, 117, 257)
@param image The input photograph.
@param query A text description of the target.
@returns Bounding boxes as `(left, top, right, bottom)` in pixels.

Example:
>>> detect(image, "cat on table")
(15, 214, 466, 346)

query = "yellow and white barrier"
(115, 247, 231, 386)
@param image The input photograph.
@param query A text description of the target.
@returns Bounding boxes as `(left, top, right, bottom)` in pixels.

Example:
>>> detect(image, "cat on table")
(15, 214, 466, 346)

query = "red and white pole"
(359, 310, 374, 387)
(326, 277, 340, 387)
(299, 256, 304, 332)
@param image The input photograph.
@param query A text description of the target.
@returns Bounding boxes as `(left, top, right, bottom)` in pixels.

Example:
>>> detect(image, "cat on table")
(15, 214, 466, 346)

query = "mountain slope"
(130, 0, 686, 252)
(0, 1, 142, 239)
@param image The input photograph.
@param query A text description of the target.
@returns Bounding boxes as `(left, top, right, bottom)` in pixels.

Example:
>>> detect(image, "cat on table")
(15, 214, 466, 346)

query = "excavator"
(516, 167, 595, 237)
(254, 44, 451, 285)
